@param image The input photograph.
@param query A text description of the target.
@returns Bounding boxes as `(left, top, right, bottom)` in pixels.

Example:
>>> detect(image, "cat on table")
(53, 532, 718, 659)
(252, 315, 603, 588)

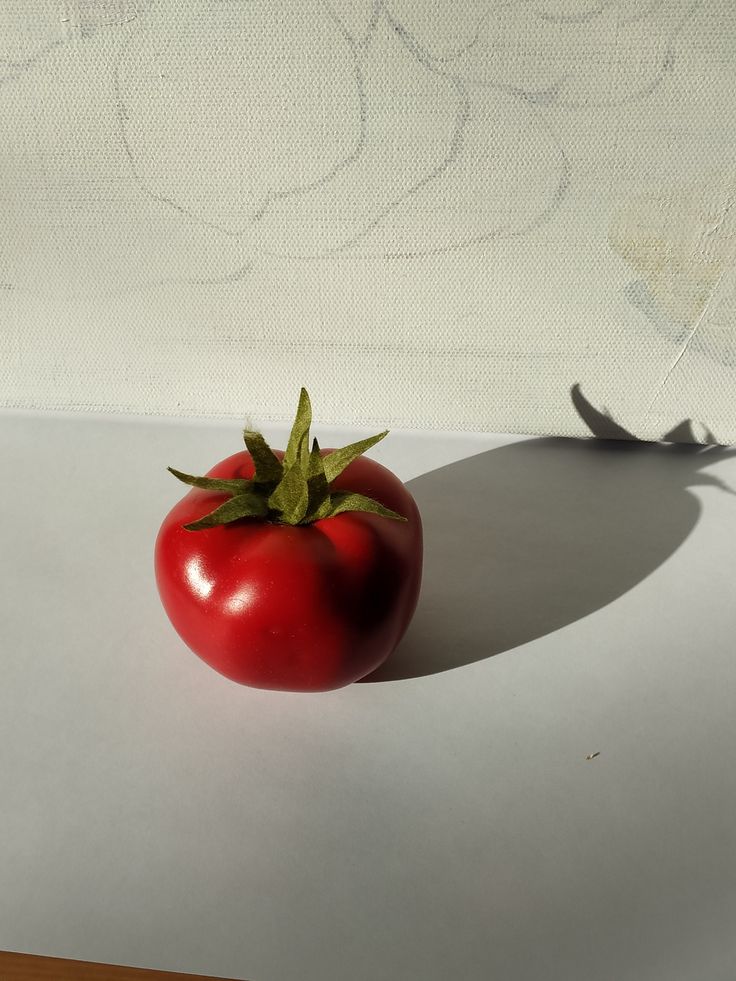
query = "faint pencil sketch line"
(257, 5, 571, 261)
(329, 75, 471, 255)
(383, 6, 570, 108)
(534, 1, 605, 25)
(384, 7, 481, 72)
(361, 0, 384, 47)
(554, 0, 701, 109)
(254, 8, 473, 261)
(645, 267, 727, 412)
(514, 74, 572, 106)
(538, 0, 666, 27)
(391, 8, 493, 66)
(386, 3, 568, 102)
(7, 0, 696, 281)
(0, 40, 65, 85)
(119, 1, 476, 263)
(115, 1, 367, 238)
(253, 0, 368, 220)
(0, 39, 63, 68)
(254, 78, 470, 260)
(617, 0, 666, 25)
(535, 0, 666, 26)
(383, 0, 699, 109)
(0, 2, 141, 86)
(556, 51, 674, 110)
(381, 105, 571, 259)
(357, 8, 570, 257)
(113, 31, 241, 240)
(325, 0, 383, 47)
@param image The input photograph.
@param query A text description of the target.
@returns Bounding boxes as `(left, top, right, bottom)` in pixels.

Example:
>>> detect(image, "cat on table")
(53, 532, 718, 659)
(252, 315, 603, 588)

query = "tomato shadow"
(363, 435, 736, 682)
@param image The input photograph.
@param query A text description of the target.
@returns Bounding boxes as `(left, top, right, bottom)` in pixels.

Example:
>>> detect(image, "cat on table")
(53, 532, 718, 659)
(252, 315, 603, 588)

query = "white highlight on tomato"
(185, 557, 215, 599)
(224, 586, 256, 615)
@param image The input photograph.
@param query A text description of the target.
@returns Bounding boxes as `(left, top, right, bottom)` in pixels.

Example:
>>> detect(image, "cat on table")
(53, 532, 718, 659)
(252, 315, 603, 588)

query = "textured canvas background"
(1, 0, 735, 441)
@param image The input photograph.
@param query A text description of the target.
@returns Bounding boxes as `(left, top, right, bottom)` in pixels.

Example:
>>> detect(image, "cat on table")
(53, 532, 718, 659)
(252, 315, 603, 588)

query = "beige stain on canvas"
(610, 173, 736, 327)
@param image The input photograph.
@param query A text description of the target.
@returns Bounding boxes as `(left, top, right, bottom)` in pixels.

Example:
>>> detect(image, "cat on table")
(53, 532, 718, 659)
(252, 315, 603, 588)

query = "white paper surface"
(1, 411, 736, 980)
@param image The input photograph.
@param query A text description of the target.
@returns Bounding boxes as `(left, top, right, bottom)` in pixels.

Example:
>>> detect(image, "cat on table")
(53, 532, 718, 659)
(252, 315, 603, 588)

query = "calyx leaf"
(323, 431, 388, 482)
(305, 438, 332, 521)
(268, 460, 310, 524)
(243, 430, 283, 486)
(183, 492, 268, 531)
(330, 491, 405, 522)
(168, 389, 407, 530)
(167, 467, 252, 495)
(283, 388, 312, 470)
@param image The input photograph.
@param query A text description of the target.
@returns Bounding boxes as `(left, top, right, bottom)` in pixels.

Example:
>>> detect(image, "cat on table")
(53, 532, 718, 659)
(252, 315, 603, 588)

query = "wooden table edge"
(0, 951, 246, 980)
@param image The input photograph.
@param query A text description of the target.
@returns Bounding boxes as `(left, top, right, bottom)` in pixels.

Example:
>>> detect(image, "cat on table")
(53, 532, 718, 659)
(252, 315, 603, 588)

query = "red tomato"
(155, 450, 422, 692)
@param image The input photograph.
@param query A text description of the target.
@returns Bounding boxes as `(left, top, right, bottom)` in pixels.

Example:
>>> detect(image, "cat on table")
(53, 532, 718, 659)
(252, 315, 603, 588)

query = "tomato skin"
(155, 451, 422, 691)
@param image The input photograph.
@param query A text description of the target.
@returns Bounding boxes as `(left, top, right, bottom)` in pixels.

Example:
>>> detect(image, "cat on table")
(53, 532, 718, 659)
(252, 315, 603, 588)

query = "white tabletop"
(2, 410, 735, 981)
